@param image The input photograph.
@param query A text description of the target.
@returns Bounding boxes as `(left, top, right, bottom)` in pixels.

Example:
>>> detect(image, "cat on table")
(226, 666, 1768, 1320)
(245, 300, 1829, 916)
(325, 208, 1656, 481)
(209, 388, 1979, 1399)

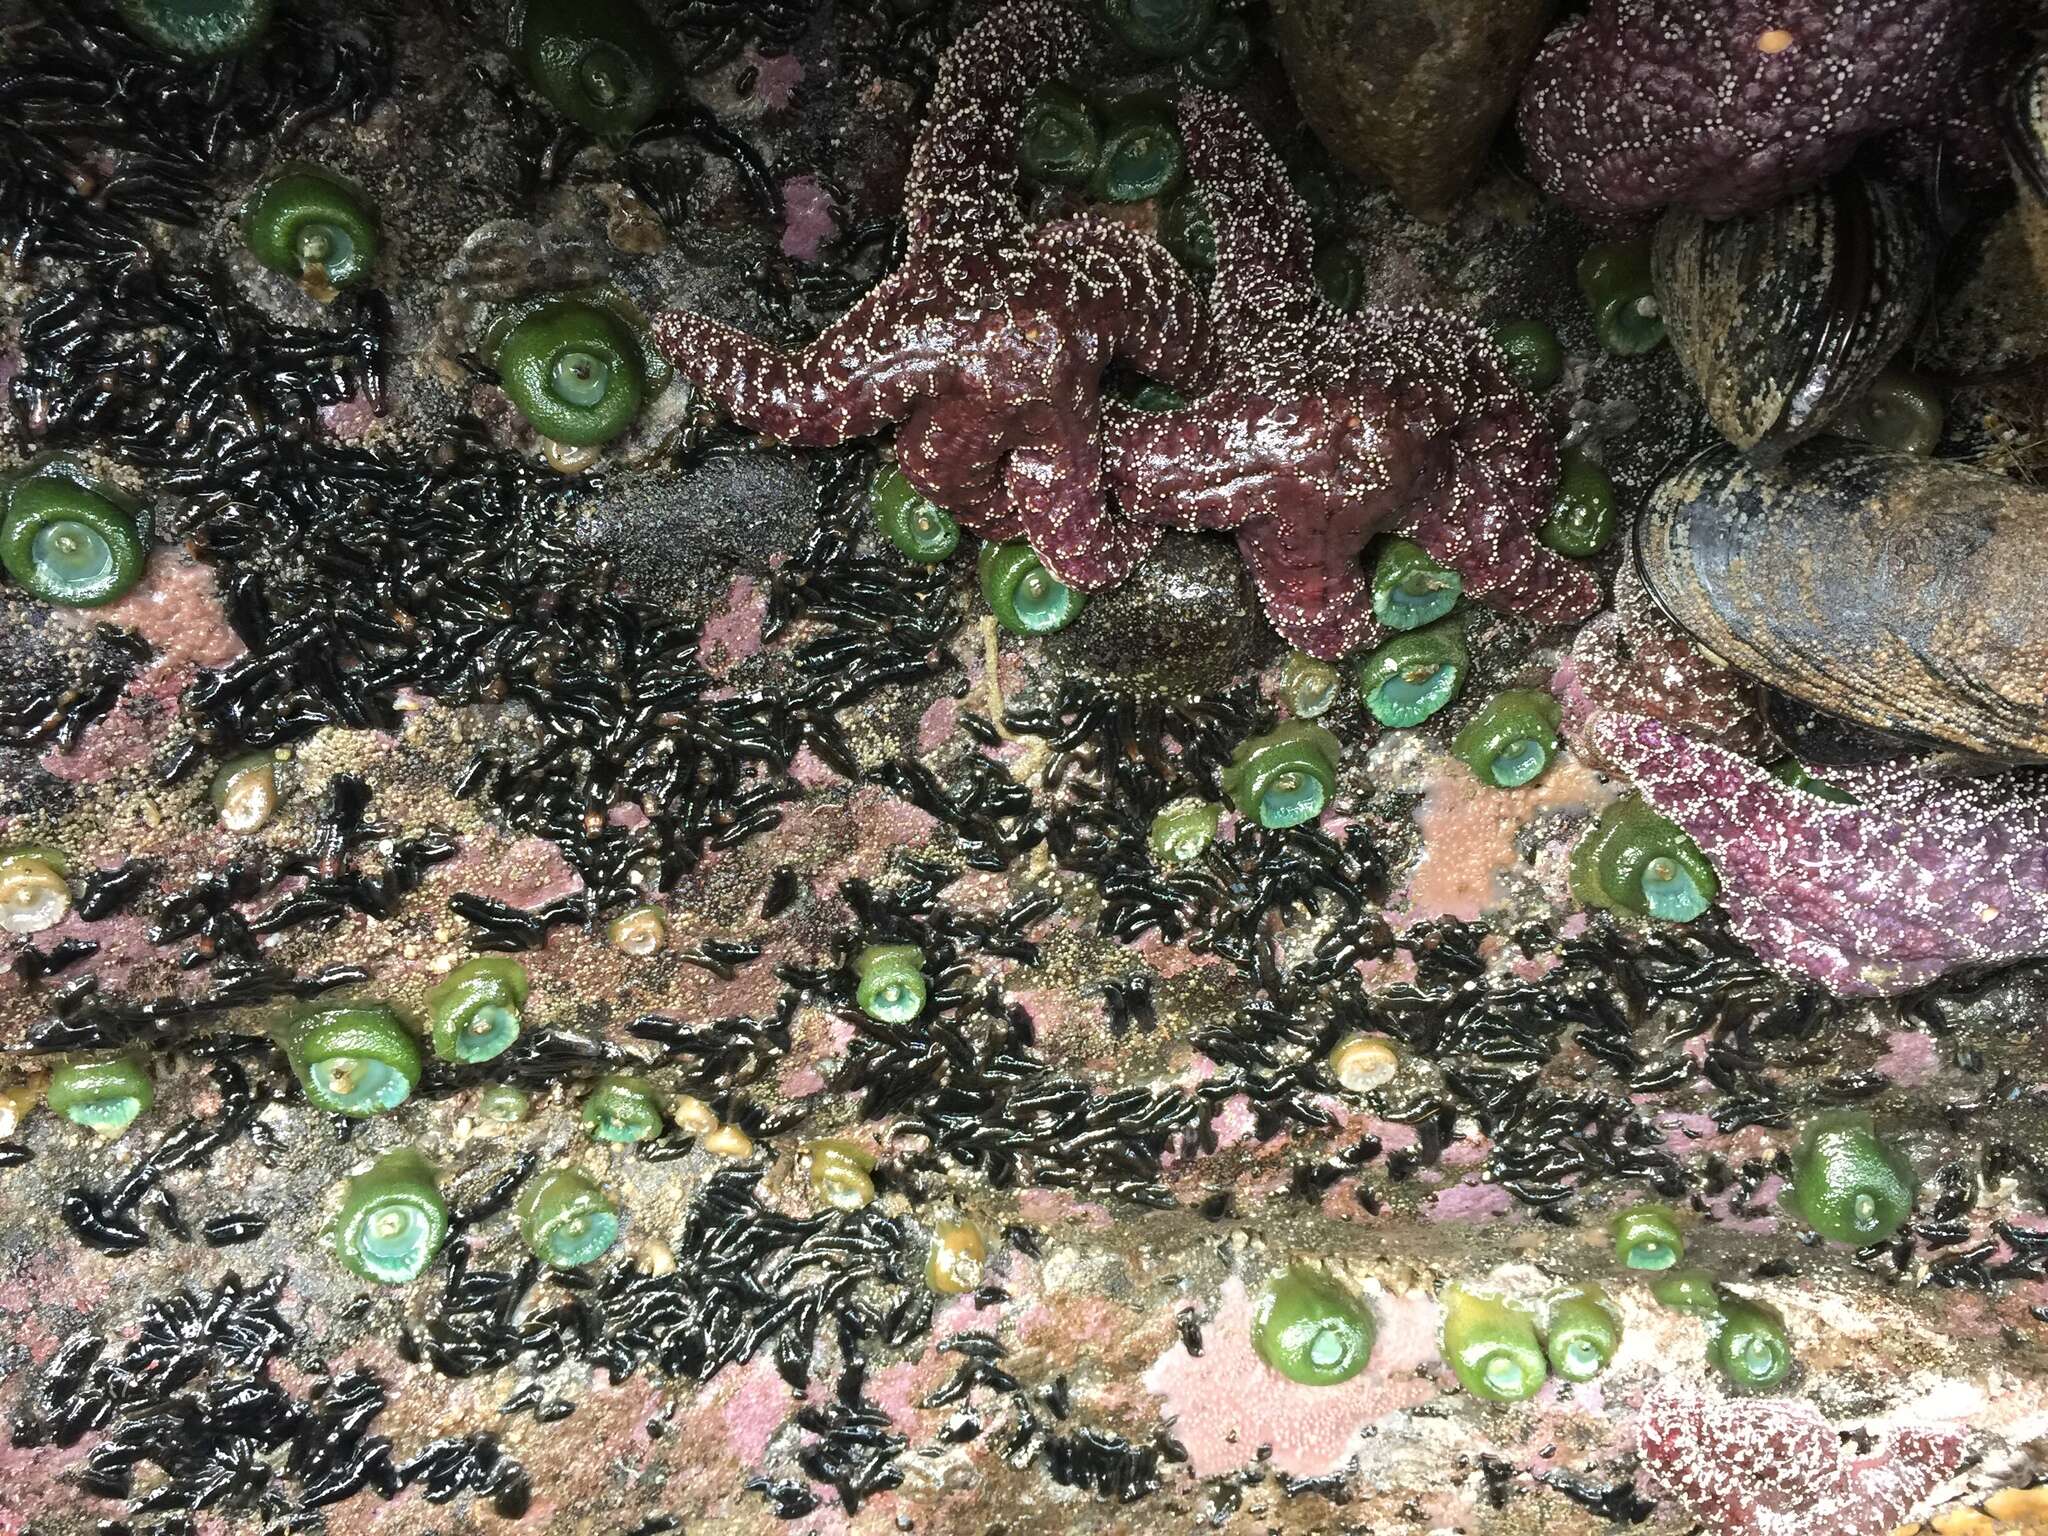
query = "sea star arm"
(1590, 712, 2048, 995)
(652, 273, 941, 446)
(901, 0, 1091, 252)
(1365, 308, 1600, 624)
(1176, 89, 1317, 348)
(1104, 395, 1334, 532)
(1035, 214, 1216, 396)
(1236, 493, 1389, 660)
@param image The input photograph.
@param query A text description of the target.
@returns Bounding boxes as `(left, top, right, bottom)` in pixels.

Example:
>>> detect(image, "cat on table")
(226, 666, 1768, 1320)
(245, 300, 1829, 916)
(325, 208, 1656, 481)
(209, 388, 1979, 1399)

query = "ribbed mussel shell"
(1635, 442, 2048, 763)
(1652, 176, 1934, 460)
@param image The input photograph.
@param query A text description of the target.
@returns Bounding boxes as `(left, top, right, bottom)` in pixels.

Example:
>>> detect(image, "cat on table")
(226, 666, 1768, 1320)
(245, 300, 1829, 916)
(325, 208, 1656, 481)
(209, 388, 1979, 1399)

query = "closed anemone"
(1250, 1268, 1374, 1386)
(1370, 537, 1461, 630)
(1442, 1285, 1547, 1403)
(510, 0, 675, 140)
(284, 1006, 421, 1118)
(1, 473, 146, 608)
(855, 943, 928, 1024)
(1453, 690, 1563, 790)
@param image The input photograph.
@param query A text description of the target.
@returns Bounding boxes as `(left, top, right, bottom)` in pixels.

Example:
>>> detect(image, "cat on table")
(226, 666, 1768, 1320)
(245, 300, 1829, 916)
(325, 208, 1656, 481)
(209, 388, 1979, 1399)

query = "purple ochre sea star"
(1516, 0, 1980, 222)
(1555, 560, 1781, 764)
(1590, 713, 2048, 996)
(651, 2, 1213, 589)
(1104, 90, 1598, 660)
(1637, 1388, 1965, 1536)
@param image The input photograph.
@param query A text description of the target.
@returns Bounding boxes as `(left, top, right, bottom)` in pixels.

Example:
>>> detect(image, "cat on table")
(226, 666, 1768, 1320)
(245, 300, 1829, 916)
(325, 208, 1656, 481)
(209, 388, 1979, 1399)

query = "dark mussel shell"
(2001, 46, 2048, 204)
(1652, 175, 1935, 459)
(1635, 441, 2048, 763)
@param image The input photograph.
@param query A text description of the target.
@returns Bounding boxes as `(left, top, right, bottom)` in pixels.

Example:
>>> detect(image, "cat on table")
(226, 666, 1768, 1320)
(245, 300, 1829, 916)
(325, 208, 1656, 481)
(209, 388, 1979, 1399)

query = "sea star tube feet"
(651, 1, 1214, 589)
(1589, 712, 2048, 997)
(1105, 90, 1597, 660)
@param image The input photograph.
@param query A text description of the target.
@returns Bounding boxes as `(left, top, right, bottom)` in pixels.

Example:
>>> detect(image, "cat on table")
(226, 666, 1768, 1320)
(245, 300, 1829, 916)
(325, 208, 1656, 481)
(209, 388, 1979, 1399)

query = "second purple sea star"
(1591, 713, 2048, 996)
(652, 2, 1214, 588)
(1105, 91, 1598, 659)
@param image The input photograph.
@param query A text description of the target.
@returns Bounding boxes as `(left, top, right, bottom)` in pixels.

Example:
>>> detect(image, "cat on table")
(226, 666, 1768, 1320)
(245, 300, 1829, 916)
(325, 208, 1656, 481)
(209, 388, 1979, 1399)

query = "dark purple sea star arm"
(1177, 88, 1317, 349)
(1006, 392, 1161, 586)
(650, 274, 942, 446)
(1103, 395, 1340, 532)
(900, 1, 1090, 253)
(1036, 215, 1217, 396)
(1235, 492, 1391, 659)
(1590, 712, 2048, 995)
(1365, 309, 1599, 623)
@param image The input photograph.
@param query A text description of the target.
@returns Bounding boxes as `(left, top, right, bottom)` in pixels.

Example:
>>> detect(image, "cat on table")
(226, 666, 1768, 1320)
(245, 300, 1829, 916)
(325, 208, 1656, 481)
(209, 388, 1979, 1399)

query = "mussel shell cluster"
(1636, 442, 2048, 764)
(1652, 176, 1935, 460)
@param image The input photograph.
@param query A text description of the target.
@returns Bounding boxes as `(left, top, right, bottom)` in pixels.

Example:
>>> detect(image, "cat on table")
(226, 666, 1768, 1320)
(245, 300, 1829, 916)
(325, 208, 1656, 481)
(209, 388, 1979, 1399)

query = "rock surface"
(1266, 0, 1560, 221)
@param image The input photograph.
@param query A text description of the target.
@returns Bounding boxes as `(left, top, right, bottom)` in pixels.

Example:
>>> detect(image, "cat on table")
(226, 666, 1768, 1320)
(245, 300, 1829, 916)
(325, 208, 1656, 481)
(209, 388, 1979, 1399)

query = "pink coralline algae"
(1637, 1387, 1965, 1536)
(1517, 0, 1976, 221)
(1590, 713, 2048, 996)
(1555, 560, 1780, 764)
(1105, 92, 1597, 659)
(1141, 1277, 1438, 1477)
(653, 3, 1212, 589)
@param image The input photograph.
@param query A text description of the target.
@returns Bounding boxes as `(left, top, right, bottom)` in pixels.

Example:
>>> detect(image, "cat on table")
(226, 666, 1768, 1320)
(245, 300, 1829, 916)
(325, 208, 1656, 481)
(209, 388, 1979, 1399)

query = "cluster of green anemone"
(277, 960, 531, 1118)
(1596, 1113, 1914, 1393)
(1484, 322, 1617, 557)
(1352, 538, 1563, 759)
(1099, 0, 1250, 80)
(1647, 1271, 1793, 1393)
(1611, 1203, 1793, 1390)
(1139, 707, 1350, 862)
(2, 466, 148, 609)
(328, 1151, 621, 1282)
(1161, 193, 1359, 309)
(1441, 1282, 1623, 1402)
(1021, 85, 1185, 204)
